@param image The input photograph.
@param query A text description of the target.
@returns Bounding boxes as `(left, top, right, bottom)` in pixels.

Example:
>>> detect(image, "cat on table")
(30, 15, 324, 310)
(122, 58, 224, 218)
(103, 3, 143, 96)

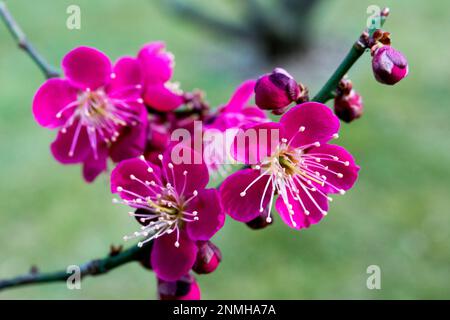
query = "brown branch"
(0, 242, 151, 291)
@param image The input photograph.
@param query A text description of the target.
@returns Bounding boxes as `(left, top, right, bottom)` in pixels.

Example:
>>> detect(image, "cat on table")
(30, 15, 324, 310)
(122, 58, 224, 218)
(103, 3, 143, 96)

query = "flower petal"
(143, 83, 184, 112)
(275, 183, 328, 230)
(137, 42, 174, 84)
(211, 107, 267, 131)
(151, 231, 198, 281)
(305, 144, 359, 194)
(109, 104, 148, 162)
(32, 79, 78, 128)
(220, 168, 273, 222)
(221, 79, 256, 113)
(62, 46, 112, 90)
(110, 157, 161, 201)
(231, 122, 282, 165)
(50, 121, 91, 164)
(82, 144, 108, 182)
(186, 189, 225, 241)
(240, 106, 267, 122)
(107, 56, 142, 97)
(162, 146, 209, 196)
(280, 102, 340, 147)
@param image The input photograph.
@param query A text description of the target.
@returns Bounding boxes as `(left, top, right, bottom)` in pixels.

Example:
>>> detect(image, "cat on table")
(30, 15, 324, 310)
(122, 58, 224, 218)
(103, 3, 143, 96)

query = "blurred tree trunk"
(164, 0, 319, 62)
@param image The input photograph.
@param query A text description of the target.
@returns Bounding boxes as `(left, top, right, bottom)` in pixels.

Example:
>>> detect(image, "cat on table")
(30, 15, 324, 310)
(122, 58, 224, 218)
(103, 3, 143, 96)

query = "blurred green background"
(1, 0, 449, 299)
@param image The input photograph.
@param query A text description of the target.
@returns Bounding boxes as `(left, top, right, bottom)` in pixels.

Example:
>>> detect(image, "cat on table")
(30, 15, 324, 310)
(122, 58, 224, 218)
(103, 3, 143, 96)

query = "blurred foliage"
(0, 0, 449, 299)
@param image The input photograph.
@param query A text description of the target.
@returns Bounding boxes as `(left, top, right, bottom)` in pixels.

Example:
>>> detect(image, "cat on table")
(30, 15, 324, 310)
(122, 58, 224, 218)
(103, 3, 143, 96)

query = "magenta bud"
(193, 241, 222, 274)
(158, 274, 201, 300)
(246, 212, 274, 230)
(334, 90, 363, 123)
(255, 68, 302, 113)
(372, 45, 408, 85)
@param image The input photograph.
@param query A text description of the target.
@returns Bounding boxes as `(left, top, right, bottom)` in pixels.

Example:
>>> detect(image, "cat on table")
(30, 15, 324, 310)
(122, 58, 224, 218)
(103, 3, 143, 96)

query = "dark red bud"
(255, 68, 304, 113)
(246, 211, 274, 230)
(192, 241, 222, 274)
(372, 45, 408, 85)
(334, 89, 363, 123)
(133, 233, 154, 270)
(158, 274, 201, 300)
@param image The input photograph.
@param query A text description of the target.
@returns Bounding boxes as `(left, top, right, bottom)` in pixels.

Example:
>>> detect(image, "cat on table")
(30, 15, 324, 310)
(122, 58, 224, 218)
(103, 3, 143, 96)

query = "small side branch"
(0, 243, 148, 291)
(0, 1, 59, 79)
(312, 7, 389, 103)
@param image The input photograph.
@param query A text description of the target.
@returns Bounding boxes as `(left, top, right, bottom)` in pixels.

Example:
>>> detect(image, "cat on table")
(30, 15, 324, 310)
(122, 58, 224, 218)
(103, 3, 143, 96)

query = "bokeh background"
(1, 0, 449, 299)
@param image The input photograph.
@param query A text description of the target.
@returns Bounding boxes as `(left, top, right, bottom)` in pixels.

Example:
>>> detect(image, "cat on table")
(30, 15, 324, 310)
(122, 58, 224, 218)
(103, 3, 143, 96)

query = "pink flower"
(137, 42, 184, 111)
(204, 80, 267, 176)
(110, 146, 225, 281)
(220, 102, 359, 229)
(144, 119, 172, 163)
(32, 46, 148, 182)
(209, 80, 267, 131)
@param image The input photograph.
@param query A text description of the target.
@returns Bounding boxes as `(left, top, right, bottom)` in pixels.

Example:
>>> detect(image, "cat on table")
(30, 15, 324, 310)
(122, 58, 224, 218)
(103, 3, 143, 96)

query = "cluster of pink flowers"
(32, 34, 407, 299)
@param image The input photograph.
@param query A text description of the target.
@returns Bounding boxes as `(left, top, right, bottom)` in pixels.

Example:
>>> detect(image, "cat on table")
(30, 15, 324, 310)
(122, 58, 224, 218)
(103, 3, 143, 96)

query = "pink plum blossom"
(110, 146, 225, 281)
(137, 42, 184, 111)
(208, 80, 267, 131)
(204, 80, 267, 176)
(32, 46, 148, 182)
(220, 102, 359, 229)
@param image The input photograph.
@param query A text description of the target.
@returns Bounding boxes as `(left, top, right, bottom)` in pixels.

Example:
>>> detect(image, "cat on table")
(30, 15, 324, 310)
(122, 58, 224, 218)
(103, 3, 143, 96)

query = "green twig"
(312, 7, 389, 103)
(0, 1, 59, 79)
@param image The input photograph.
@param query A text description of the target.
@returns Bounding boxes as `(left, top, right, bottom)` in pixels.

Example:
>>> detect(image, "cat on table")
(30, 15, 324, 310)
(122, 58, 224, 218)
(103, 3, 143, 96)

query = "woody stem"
(0, 1, 59, 79)
(0, 242, 151, 291)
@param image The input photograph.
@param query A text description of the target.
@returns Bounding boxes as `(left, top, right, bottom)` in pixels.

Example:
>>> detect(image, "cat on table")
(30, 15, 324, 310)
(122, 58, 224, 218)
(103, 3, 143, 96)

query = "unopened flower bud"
(246, 211, 274, 230)
(372, 45, 408, 85)
(133, 234, 154, 270)
(157, 274, 201, 300)
(192, 241, 222, 274)
(334, 89, 363, 123)
(255, 68, 306, 114)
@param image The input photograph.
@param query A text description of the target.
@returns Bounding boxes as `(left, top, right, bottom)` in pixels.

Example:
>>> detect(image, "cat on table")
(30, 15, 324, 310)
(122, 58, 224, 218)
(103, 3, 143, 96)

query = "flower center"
(114, 156, 199, 248)
(57, 84, 143, 159)
(239, 129, 348, 227)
